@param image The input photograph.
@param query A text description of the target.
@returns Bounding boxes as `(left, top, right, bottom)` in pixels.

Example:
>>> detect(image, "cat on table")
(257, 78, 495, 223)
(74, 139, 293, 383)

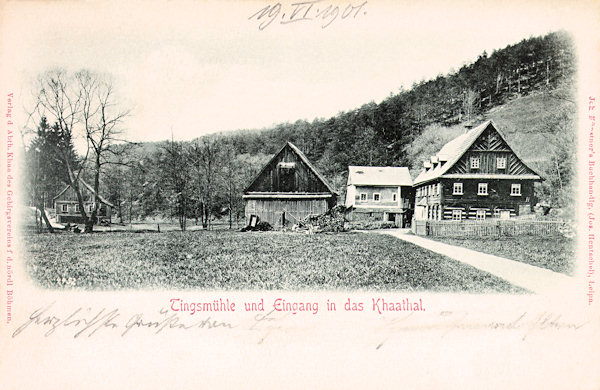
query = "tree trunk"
(38, 203, 55, 233)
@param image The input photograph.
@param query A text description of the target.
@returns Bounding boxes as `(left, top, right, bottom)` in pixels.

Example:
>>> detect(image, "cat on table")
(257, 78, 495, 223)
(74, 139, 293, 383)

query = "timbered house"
(243, 142, 337, 228)
(53, 178, 114, 224)
(413, 120, 542, 221)
(345, 166, 414, 227)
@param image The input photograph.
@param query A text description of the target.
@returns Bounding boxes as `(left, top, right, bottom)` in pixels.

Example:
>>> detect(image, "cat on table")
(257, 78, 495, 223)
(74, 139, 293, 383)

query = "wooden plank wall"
(245, 199, 329, 228)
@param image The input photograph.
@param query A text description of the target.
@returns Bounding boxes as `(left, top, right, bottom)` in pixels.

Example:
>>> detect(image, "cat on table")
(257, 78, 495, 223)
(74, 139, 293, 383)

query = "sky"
(1, 0, 597, 145)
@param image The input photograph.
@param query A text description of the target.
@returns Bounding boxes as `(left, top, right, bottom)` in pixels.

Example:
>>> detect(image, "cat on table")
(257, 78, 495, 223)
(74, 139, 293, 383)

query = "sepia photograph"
(1, 0, 599, 389)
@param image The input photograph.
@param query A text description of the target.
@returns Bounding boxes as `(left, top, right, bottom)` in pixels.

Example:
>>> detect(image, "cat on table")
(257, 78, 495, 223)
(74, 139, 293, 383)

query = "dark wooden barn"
(243, 142, 337, 229)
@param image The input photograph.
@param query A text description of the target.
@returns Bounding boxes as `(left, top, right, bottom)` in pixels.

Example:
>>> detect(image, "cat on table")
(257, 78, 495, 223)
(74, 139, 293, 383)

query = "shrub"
(347, 221, 397, 230)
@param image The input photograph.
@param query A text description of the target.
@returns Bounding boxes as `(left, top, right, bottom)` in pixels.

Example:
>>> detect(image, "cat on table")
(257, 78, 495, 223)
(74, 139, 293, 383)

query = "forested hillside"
(26, 31, 577, 228)
(196, 31, 576, 190)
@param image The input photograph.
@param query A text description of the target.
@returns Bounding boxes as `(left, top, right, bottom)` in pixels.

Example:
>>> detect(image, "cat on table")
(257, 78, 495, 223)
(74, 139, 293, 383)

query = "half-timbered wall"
(448, 125, 537, 176)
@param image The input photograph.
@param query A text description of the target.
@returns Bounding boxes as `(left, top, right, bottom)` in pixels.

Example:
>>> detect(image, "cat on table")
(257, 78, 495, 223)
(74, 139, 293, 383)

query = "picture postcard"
(1, 0, 599, 388)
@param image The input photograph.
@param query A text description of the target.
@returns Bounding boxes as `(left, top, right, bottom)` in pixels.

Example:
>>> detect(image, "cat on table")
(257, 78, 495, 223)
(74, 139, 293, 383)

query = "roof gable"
(414, 120, 542, 185)
(447, 124, 538, 176)
(53, 177, 115, 208)
(347, 166, 413, 187)
(244, 142, 336, 194)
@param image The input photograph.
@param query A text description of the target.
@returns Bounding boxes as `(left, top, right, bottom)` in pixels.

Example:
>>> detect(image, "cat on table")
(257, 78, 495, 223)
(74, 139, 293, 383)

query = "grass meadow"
(430, 236, 575, 275)
(23, 230, 525, 292)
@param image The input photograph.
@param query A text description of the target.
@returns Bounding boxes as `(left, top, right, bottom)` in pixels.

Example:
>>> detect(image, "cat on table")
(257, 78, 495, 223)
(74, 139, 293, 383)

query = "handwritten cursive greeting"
(12, 303, 235, 338)
(249, 0, 368, 30)
(375, 311, 588, 349)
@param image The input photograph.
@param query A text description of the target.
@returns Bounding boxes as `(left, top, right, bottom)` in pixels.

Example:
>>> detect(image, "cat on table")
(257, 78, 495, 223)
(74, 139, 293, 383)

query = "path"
(372, 229, 574, 294)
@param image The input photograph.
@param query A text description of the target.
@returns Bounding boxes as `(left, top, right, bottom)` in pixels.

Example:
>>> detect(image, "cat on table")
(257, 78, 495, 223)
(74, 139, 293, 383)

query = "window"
(61, 204, 68, 213)
(470, 156, 480, 169)
(393, 193, 397, 202)
(478, 183, 488, 196)
(453, 182, 463, 195)
(497, 156, 507, 169)
(360, 193, 367, 201)
(511, 183, 521, 196)
(278, 164, 296, 192)
(373, 193, 380, 202)
(476, 210, 486, 220)
(452, 209, 462, 221)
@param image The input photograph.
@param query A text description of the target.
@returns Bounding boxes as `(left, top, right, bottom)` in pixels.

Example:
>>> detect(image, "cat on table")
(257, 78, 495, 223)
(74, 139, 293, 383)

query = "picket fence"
(413, 219, 570, 237)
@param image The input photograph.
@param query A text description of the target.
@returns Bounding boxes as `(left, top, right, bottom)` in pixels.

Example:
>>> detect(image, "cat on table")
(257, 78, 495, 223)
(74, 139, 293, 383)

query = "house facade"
(243, 142, 337, 229)
(345, 166, 414, 227)
(53, 179, 114, 224)
(413, 120, 542, 221)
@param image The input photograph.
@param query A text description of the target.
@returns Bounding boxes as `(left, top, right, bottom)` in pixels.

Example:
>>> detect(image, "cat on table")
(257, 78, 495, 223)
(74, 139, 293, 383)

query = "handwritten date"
(249, 1, 368, 30)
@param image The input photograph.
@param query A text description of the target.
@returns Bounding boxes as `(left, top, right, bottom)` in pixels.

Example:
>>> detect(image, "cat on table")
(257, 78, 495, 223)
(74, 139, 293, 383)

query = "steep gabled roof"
(53, 177, 115, 208)
(413, 120, 542, 186)
(347, 166, 413, 187)
(244, 142, 336, 194)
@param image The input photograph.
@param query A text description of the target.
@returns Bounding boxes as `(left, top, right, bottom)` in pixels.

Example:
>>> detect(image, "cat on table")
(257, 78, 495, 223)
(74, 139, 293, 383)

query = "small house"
(243, 142, 337, 228)
(53, 178, 114, 224)
(413, 120, 543, 221)
(345, 166, 414, 227)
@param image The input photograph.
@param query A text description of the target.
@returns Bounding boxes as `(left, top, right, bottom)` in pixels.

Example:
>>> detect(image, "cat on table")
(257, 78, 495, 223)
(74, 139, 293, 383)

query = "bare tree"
(25, 69, 129, 232)
(462, 89, 478, 122)
(161, 139, 191, 231)
(190, 137, 220, 230)
(77, 70, 130, 232)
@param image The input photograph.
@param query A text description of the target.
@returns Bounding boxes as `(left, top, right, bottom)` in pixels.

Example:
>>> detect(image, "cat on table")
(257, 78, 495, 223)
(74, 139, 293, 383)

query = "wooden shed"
(243, 142, 337, 229)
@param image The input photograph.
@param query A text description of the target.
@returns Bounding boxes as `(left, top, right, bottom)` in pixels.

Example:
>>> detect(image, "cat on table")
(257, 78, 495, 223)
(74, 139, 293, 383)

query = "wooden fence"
(413, 219, 570, 237)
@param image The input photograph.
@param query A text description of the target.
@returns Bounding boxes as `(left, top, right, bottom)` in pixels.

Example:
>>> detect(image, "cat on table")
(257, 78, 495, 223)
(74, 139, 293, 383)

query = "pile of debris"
(241, 220, 273, 232)
(291, 205, 351, 233)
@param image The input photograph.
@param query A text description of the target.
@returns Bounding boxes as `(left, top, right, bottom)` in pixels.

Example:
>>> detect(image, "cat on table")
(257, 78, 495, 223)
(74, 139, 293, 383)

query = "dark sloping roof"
(53, 177, 115, 208)
(413, 120, 542, 186)
(347, 166, 413, 186)
(244, 142, 336, 194)
(287, 142, 337, 193)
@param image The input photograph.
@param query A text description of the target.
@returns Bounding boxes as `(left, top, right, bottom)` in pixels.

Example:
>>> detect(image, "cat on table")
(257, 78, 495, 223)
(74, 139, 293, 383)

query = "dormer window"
(470, 157, 480, 169)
